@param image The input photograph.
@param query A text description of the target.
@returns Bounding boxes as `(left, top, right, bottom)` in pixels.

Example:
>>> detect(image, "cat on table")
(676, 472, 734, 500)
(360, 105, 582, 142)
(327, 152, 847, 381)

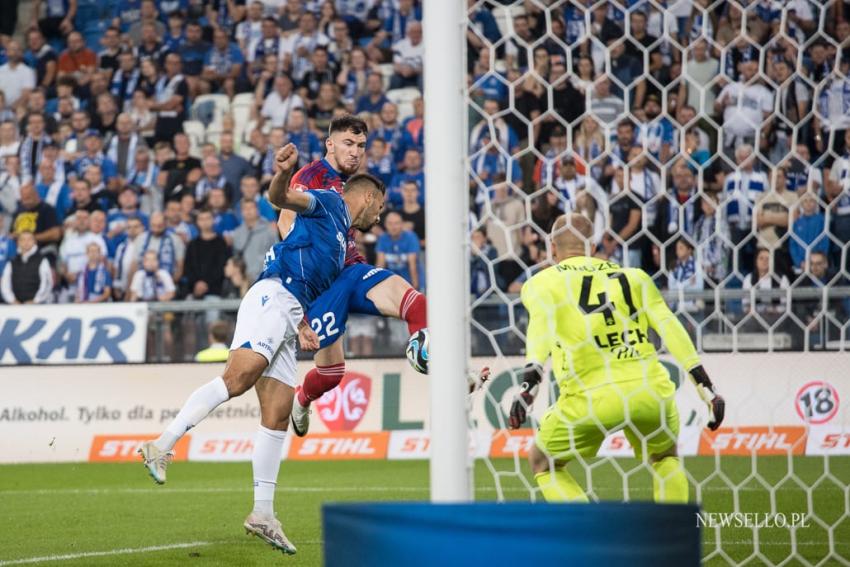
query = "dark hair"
(209, 320, 229, 343)
(196, 207, 214, 217)
(345, 173, 385, 195)
(328, 114, 368, 137)
(57, 77, 77, 89)
(617, 119, 635, 131)
(676, 236, 695, 250)
(228, 255, 247, 275)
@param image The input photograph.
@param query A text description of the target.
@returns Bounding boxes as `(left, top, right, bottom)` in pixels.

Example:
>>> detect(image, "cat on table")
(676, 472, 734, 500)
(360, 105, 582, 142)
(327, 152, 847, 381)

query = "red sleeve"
(289, 168, 309, 192)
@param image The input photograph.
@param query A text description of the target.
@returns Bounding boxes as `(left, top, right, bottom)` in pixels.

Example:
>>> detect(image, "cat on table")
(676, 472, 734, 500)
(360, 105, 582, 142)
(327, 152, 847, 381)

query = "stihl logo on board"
(89, 434, 191, 462)
(198, 438, 254, 456)
(288, 432, 389, 460)
(489, 429, 535, 457)
(699, 427, 807, 456)
(315, 372, 372, 431)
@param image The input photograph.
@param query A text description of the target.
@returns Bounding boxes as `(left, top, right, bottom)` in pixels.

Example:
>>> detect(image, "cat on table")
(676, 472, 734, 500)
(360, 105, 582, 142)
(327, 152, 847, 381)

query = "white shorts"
(230, 277, 303, 387)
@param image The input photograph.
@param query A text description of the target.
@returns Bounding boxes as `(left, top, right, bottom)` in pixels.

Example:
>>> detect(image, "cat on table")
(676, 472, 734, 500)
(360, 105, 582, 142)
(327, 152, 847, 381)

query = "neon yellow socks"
(652, 456, 689, 503)
(534, 470, 590, 503)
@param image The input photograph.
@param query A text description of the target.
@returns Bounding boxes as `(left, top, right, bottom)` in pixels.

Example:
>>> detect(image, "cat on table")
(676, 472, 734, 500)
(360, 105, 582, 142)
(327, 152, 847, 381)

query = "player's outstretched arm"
(267, 143, 312, 213)
(509, 281, 550, 429)
(639, 271, 725, 430)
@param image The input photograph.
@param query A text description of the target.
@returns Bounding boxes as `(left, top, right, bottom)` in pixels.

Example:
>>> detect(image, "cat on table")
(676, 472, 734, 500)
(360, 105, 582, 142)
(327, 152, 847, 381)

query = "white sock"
(154, 377, 230, 452)
(252, 425, 287, 517)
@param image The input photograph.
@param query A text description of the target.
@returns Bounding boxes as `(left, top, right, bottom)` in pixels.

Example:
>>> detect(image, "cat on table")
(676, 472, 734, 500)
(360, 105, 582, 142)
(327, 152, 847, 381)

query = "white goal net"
(462, 1, 850, 565)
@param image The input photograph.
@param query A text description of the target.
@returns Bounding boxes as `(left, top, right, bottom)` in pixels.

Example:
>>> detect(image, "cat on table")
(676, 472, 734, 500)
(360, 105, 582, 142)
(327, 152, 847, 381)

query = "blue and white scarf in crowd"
(106, 133, 139, 179)
(724, 170, 767, 230)
(141, 270, 161, 300)
(670, 255, 697, 286)
(695, 212, 729, 282)
(141, 232, 176, 276)
(667, 189, 696, 236)
(195, 174, 228, 202)
(154, 74, 186, 117)
(76, 261, 111, 302)
(128, 162, 158, 190)
(114, 238, 131, 285)
(19, 134, 52, 180)
(110, 68, 140, 110)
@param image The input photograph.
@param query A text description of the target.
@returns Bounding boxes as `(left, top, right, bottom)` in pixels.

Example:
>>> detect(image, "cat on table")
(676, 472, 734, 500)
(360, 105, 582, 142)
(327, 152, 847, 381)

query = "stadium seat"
(378, 64, 394, 90)
(232, 92, 255, 108)
(191, 94, 231, 129)
(182, 120, 206, 154)
(237, 118, 259, 159)
(206, 127, 222, 149)
(386, 88, 421, 121)
(231, 94, 255, 143)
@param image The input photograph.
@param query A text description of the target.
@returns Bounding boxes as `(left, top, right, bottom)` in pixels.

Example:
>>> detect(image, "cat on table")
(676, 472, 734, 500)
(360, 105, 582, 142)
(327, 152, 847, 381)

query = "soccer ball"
(405, 329, 429, 374)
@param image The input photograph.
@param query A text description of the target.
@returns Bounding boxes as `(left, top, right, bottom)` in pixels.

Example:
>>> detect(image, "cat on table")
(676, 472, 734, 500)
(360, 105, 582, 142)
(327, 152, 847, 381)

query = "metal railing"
(143, 287, 850, 363)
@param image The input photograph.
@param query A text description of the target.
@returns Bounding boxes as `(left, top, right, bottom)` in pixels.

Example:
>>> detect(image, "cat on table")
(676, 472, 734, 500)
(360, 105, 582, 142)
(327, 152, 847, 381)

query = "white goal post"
(424, 0, 473, 502)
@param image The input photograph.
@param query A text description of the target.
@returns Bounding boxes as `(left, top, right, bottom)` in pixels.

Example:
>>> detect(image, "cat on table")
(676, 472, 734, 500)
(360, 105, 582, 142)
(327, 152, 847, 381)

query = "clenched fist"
(274, 143, 299, 174)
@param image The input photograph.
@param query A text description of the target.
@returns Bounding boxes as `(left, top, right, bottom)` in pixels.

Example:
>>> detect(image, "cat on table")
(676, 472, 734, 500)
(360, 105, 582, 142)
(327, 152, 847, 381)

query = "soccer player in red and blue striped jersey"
(277, 115, 428, 436)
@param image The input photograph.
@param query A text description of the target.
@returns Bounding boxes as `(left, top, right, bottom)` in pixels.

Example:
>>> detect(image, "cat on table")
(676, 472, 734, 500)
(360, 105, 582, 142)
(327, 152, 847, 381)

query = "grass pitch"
(0, 457, 847, 566)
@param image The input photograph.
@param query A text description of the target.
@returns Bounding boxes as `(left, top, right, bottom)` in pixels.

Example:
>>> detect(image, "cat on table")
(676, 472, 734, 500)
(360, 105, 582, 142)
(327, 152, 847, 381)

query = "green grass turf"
(0, 457, 847, 566)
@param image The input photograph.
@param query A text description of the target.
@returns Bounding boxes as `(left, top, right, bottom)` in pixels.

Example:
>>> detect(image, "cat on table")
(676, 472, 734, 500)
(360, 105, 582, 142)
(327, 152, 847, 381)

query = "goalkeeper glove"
(689, 365, 725, 431)
(509, 363, 542, 429)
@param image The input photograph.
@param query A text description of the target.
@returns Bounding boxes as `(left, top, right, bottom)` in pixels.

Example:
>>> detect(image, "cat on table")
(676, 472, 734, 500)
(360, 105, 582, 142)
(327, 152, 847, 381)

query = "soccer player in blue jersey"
(280, 116, 428, 438)
(138, 144, 385, 555)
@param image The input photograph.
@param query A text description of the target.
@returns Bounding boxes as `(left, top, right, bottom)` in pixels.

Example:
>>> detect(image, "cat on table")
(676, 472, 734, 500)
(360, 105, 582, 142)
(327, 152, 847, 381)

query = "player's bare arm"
(267, 144, 312, 212)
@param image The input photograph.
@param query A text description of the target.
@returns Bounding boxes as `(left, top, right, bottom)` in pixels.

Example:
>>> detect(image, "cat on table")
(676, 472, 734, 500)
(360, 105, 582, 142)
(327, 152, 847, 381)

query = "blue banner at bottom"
(323, 501, 701, 567)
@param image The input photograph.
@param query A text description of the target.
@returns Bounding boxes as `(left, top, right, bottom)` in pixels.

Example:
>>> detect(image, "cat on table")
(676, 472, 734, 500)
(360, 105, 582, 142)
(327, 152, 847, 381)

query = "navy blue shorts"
(306, 263, 395, 348)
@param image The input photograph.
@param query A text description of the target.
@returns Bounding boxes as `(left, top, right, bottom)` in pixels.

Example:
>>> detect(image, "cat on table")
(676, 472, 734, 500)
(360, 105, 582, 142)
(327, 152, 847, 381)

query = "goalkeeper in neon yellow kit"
(509, 214, 725, 503)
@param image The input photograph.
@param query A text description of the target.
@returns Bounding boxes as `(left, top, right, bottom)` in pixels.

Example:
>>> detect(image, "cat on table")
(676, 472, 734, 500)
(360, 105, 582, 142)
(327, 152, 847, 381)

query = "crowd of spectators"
(465, 0, 850, 344)
(0, 0, 848, 353)
(0, 0, 429, 318)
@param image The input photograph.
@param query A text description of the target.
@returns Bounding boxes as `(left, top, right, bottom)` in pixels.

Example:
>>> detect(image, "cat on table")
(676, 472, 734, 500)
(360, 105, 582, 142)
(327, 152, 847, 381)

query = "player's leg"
(291, 269, 356, 435)
(243, 372, 296, 554)
(139, 348, 266, 484)
(141, 278, 296, 484)
(245, 341, 299, 555)
(529, 444, 588, 503)
(364, 274, 427, 333)
(623, 390, 689, 504)
(295, 267, 424, 431)
(529, 395, 603, 503)
(649, 445, 688, 504)
(252, 377, 294, 517)
(291, 339, 345, 435)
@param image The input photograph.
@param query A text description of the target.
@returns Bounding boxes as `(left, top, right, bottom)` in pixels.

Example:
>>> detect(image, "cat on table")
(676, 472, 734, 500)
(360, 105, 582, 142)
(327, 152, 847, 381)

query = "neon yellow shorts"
(535, 381, 679, 462)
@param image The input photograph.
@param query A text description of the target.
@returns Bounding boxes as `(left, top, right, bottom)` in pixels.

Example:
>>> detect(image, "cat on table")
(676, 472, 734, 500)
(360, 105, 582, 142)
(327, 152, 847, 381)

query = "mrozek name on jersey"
(0, 407, 68, 421)
(557, 261, 620, 272)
